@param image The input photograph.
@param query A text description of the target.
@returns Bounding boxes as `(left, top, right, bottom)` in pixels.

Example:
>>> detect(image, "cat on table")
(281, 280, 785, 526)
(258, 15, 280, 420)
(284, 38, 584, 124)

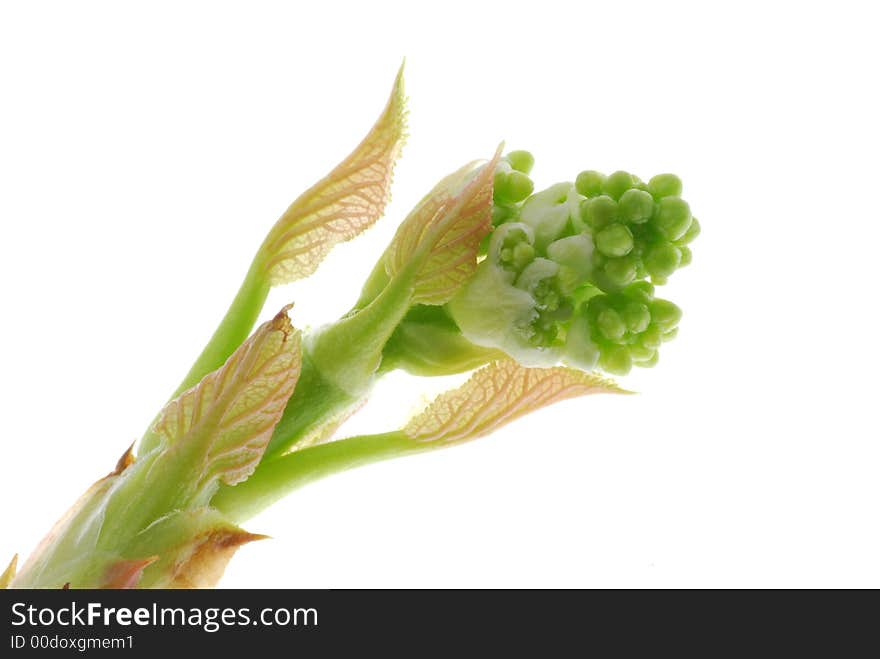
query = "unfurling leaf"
(260, 65, 407, 285)
(404, 359, 628, 444)
(0, 555, 17, 588)
(153, 306, 302, 488)
(163, 525, 265, 589)
(385, 146, 501, 305)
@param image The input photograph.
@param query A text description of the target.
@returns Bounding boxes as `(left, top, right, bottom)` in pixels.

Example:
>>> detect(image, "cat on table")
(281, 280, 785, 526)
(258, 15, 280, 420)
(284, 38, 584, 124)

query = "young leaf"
(142, 65, 407, 440)
(385, 146, 501, 305)
(215, 363, 627, 522)
(152, 306, 302, 488)
(403, 359, 628, 444)
(259, 65, 407, 285)
(0, 555, 16, 589)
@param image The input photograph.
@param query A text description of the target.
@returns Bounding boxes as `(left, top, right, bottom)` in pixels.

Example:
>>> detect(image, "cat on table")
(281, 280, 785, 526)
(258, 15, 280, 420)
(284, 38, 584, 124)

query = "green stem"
(354, 253, 391, 309)
(138, 259, 270, 455)
(261, 266, 417, 460)
(172, 258, 271, 398)
(263, 350, 359, 459)
(214, 431, 428, 522)
(381, 314, 503, 376)
(307, 267, 415, 395)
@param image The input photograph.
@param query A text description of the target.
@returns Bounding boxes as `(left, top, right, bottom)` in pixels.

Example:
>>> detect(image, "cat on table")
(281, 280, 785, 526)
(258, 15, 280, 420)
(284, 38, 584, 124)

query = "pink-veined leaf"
(260, 65, 407, 285)
(152, 306, 302, 487)
(403, 359, 628, 444)
(385, 146, 501, 305)
(164, 524, 264, 589)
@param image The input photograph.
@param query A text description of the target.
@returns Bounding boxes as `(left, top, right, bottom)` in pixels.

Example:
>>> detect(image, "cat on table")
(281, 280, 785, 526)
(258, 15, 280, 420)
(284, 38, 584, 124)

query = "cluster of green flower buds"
(565, 282, 682, 374)
(448, 218, 585, 366)
(576, 170, 700, 289)
(447, 152, 698, 374)
(492, 150, 536, 224)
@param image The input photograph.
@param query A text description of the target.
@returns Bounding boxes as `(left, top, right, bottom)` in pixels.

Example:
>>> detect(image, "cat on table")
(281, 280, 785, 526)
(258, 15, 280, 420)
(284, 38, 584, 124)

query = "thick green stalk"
(380, 308, 504, 376)
(262, 267, 416, 459)
(263, 351, 357, 457)
(307, 266, 415, 395)
(214, 431, 428, 522)
(354, 254, 391, 310)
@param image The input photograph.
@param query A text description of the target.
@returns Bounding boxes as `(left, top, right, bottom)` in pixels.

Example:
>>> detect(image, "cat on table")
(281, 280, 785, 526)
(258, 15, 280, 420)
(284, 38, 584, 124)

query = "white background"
(1, 1, 877, 588)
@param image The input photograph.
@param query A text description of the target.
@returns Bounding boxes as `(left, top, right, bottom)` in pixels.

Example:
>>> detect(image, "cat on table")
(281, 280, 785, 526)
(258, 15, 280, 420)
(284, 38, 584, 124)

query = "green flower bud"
(640, 324, 663, 349)
(644, 242, 682, 279)
(622, 281, 655, 304)
(618, 188, 655, 224)
(650, 299, 682, 330)
(599, 345, 632, 375)
(494, 170, 535, 205)
(603, 255, 638, 287)
(602, 170, 635, 200)
(595, 223, 634, 257)
(507, 171, 535, 202)
(490, 222, 535, 277)
(678, 216, 701, 245)
(597, 308, 626, 340)
(492, 204, 516, 226)
(647, 173, 682, 198)
(622, 302, 651, 333)
(575, 170, 605, 198)
(586, 293, 611, 315)
(678, 245, 692, 267)
(581, 195, 619, 230)
(654, 197, 692, 241)
(563, 315, 600, 371)
(506, 150, 535, 174)
(629, 343, 656, 363)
